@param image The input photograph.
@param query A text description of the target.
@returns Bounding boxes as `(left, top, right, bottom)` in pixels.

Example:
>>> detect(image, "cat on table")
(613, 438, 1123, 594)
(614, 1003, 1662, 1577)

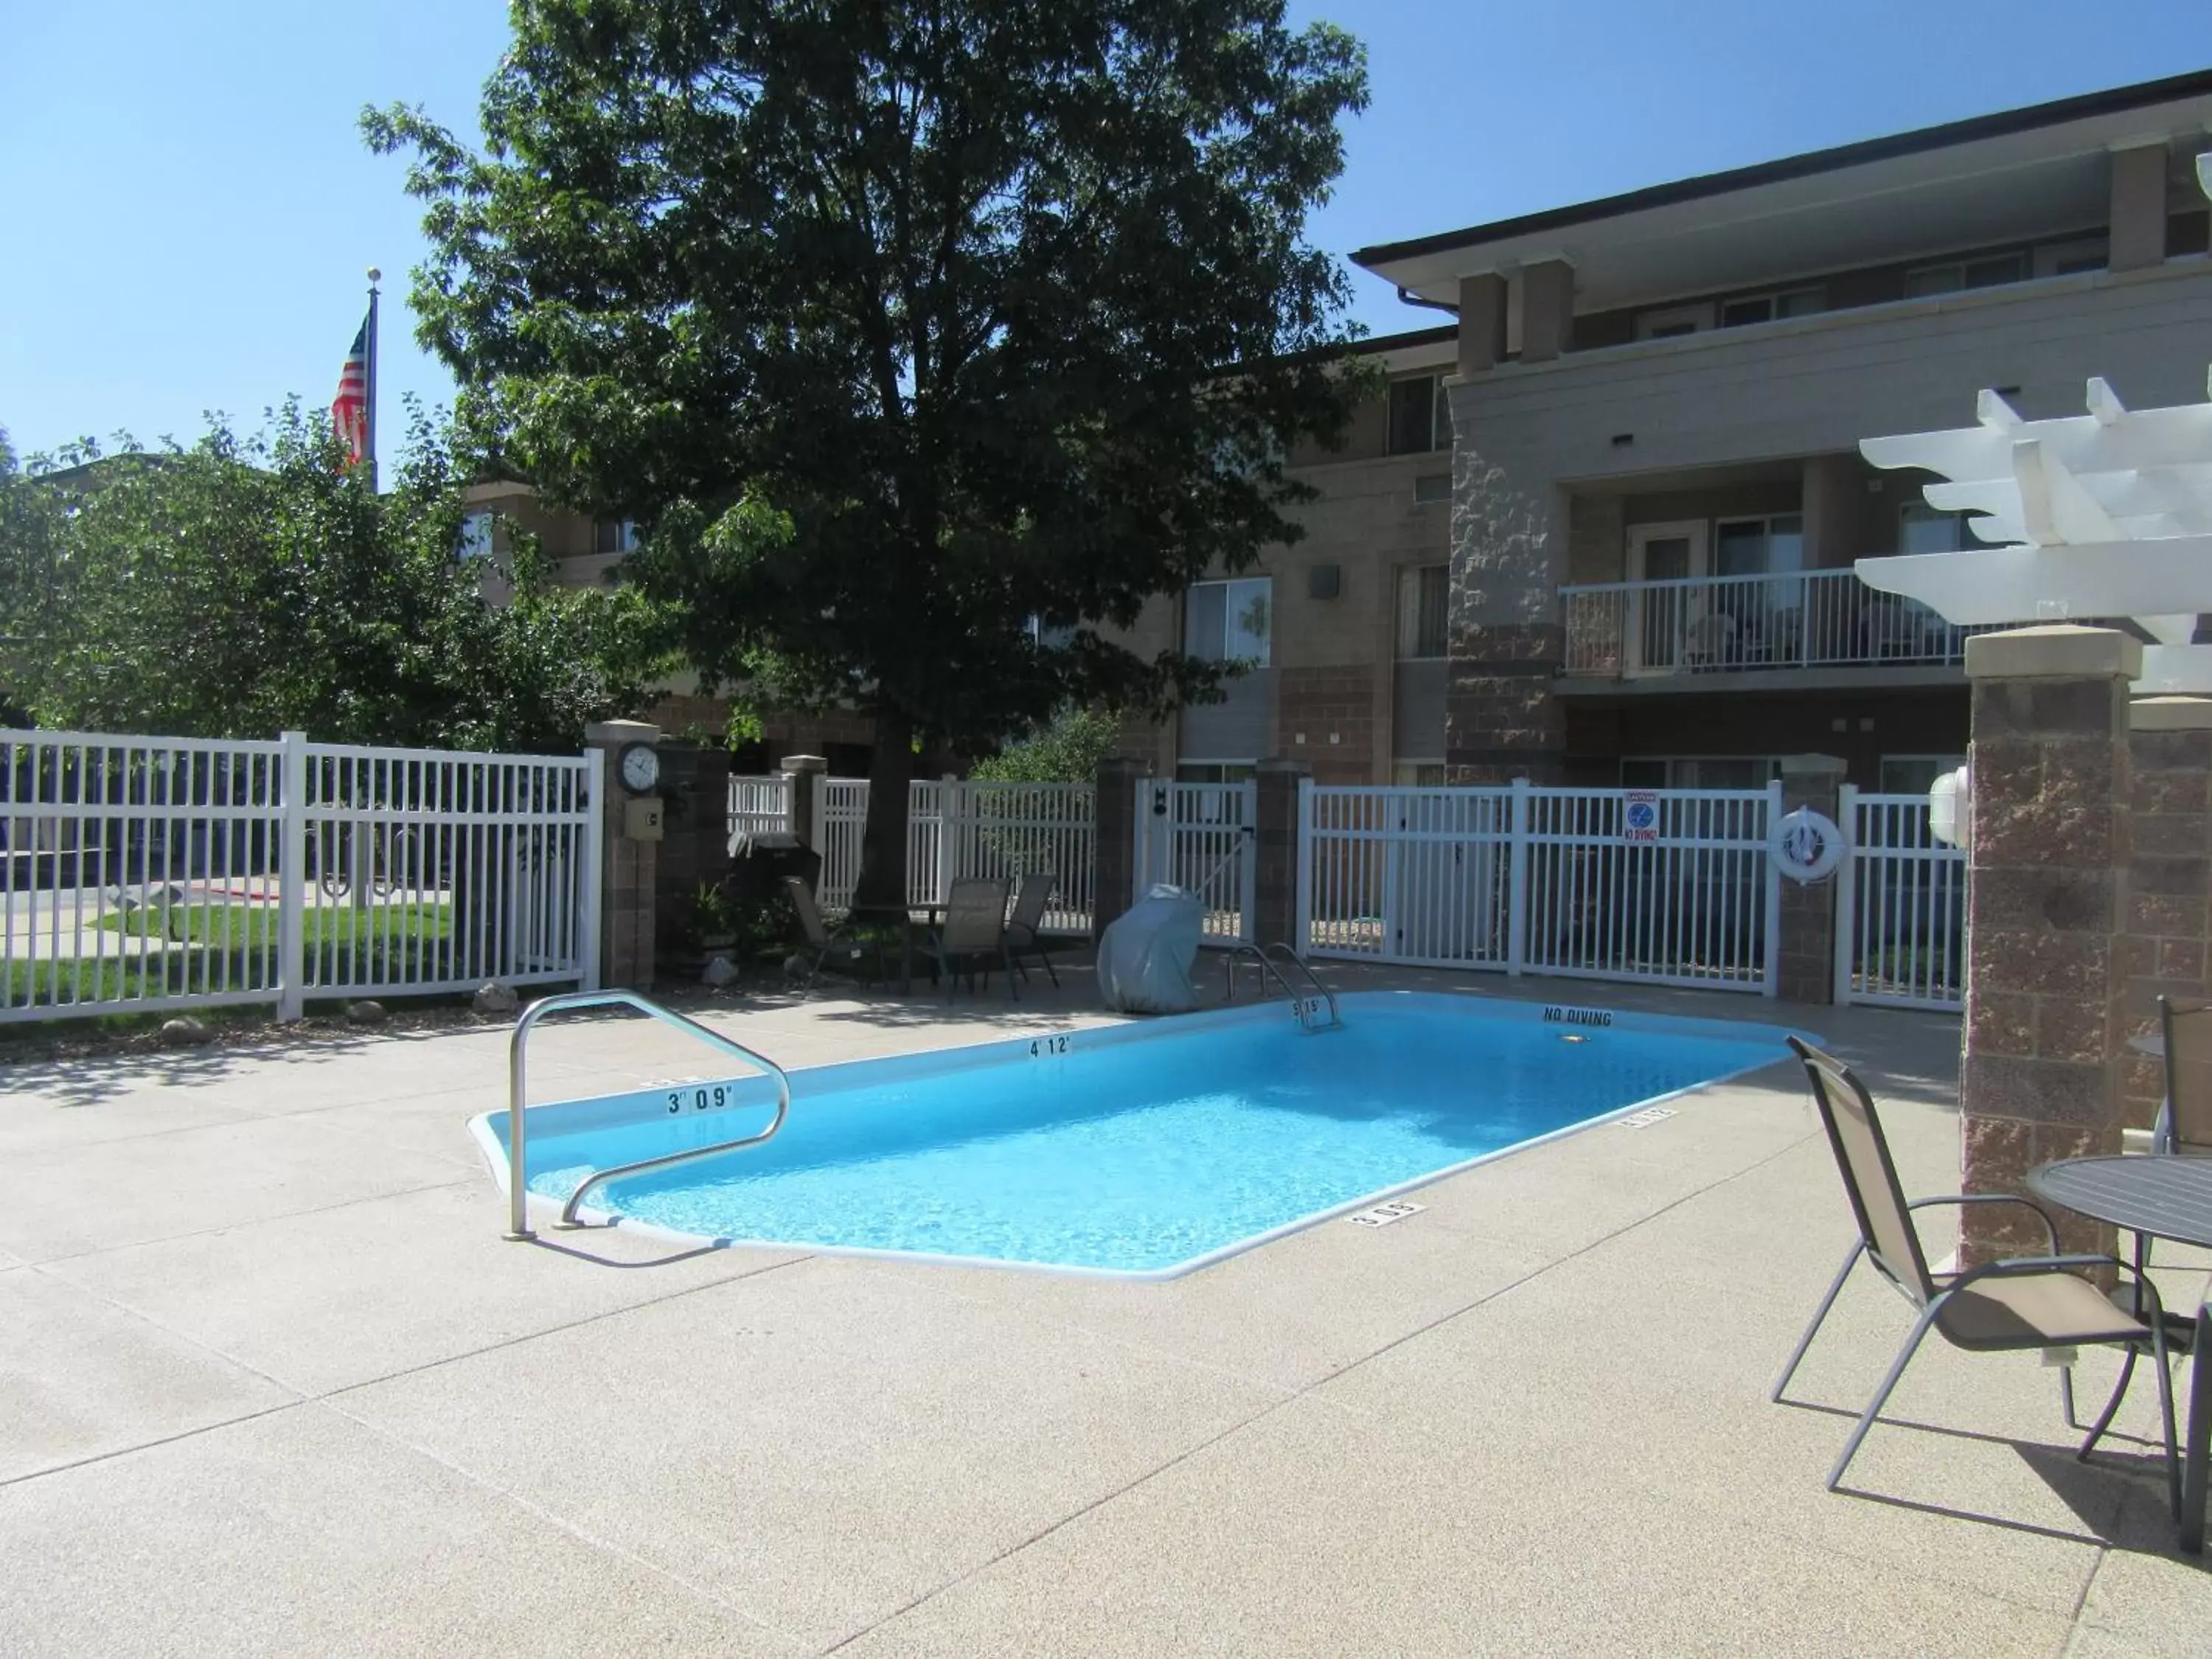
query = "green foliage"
(1, 404, 656, 751)
(365, 0, 1368, 900)
(972, 704, 1125, 784)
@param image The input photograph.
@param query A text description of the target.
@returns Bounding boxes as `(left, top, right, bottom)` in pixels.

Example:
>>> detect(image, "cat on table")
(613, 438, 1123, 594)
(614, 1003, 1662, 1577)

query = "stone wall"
(2123, 697, 2212, 1125)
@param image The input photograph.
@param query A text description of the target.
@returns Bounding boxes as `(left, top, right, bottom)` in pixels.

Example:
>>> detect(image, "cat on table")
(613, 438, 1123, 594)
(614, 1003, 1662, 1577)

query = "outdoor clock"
(617, 742, 661, 795)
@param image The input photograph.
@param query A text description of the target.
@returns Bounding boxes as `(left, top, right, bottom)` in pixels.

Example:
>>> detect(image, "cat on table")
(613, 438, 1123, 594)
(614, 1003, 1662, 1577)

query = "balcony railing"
(1560, 566, 1998, 681)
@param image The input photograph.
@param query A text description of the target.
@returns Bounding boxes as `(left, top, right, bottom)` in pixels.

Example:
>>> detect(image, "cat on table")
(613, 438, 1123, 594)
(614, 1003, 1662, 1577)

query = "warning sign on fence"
(1623, 790, 1660, 844)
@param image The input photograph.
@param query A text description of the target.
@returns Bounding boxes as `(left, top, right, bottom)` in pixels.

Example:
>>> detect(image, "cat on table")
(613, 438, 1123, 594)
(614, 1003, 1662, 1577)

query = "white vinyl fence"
(726, 775, 794, 848)
(1834, 787, 1966, 1009)
(1300, 780, 1780, 993)
(1, 728, 600, 1026)
(811, 776, 1096, 934)
(1134, 780, 1256, 945)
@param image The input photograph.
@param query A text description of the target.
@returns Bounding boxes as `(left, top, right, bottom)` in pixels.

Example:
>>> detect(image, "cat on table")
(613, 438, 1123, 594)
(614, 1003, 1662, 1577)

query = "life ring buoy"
(1769, 807, 1846, 884)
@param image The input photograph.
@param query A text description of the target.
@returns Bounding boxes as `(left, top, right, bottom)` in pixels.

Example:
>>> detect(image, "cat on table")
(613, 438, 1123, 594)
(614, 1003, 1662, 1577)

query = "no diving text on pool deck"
(1543, 1006, 1615, 1028)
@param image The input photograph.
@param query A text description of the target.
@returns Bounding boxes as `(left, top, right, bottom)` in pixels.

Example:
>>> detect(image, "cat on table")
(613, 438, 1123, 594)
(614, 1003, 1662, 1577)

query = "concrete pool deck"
(2, 963, 2206, 1655)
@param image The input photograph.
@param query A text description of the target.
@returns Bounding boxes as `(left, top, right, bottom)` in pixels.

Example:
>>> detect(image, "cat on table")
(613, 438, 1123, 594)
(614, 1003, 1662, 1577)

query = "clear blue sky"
(4, 1, 2208, 460)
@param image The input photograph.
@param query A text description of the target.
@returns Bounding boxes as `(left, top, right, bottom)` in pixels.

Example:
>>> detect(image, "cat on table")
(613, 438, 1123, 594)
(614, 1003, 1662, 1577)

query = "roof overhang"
(1357, 72, 2212, 313)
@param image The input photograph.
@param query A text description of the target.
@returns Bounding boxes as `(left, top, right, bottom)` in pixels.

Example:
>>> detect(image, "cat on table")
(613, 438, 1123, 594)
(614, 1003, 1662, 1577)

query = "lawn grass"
(96, 898, 453, 949)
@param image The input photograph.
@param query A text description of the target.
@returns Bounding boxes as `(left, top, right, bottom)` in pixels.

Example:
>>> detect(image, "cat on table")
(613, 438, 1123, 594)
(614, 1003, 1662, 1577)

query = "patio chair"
(1773, 1037, 2180, 1504)
(917, 877, 1017, 1002)
(781, 875, 877, 988)
(1004, 870, 1060, 988)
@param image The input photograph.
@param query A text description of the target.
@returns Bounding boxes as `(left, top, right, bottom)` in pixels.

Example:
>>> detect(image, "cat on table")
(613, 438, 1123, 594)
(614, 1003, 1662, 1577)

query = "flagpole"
(364, 267, 381, 491)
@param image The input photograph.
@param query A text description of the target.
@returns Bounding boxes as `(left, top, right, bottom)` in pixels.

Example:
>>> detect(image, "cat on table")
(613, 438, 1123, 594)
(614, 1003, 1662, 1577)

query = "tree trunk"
(851, 706, 915, 910)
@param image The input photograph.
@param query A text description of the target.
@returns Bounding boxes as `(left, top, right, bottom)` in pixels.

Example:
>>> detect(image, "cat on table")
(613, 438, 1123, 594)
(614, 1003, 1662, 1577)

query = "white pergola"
(1852, 154, 2212, 691)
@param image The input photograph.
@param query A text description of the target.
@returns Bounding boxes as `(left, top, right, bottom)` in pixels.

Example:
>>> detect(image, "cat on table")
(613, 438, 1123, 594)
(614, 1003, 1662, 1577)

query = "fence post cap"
(776, 754, 829, 774)
(586, 719, 660, 745)
(2130, 695, 2212, 731)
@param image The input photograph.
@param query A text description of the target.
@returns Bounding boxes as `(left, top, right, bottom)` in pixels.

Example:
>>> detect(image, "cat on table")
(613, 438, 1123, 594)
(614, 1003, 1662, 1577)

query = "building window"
(456, 511, 495, 562)
(1634, 302, 1714, 341)
(1393, 762, 1447, 787)
(1386, 375, 1448, 456)
(1718, 287, 1824, 328)
(2034, 236, 2109, 279)
(1413, 472, 1451, 504)
(1185, 577, 1271, 666)
(1879, 754, 1966, 796)
(1175, 762, 1257, 785)
(1396, 565, 1449, 659)
(1713, 514, 1805, 576)
(1026, 615, 1077, 650)
(593, 518, 639, 554)
(1899, 503, 1974, 554)
(1904, 251, 2027, 299)
(1620, 757, 1779, 790)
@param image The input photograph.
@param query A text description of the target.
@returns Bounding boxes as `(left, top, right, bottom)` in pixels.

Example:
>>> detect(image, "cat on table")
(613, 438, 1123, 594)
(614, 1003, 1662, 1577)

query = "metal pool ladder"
(1222, 942, 1343, 1032)
(504, 988, 792, 1241)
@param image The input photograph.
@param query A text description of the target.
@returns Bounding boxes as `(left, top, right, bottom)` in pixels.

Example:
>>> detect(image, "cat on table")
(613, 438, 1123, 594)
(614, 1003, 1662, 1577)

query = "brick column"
(1092, 758, 1149, 945)
(779, 754, 827, 853)
(585, 719, 659, 990)
(1958, 626, 2139, 1265)
(2124, 696, 2212, 1127)
(1252, 758, 1310, 950)
(1776, 754, 1846, 1005)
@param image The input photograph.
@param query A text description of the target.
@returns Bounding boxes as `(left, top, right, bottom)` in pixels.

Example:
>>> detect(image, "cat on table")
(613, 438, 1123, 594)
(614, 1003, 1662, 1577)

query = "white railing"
(1561, 566, 1996, 679)
(726, 774, 793, 849)
(1299, 780, 1778, 993)
(1, 728, 600, 1025)
(1834, 787, 1964, 1010)
(1134, 780, 1256, 945)
(813, 777, 1096, 935)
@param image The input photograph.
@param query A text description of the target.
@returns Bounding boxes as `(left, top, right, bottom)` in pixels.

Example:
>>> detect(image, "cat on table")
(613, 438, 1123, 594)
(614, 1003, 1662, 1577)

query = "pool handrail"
(1220, 942, 1342, 1032)
(504, 988, 791, 1241)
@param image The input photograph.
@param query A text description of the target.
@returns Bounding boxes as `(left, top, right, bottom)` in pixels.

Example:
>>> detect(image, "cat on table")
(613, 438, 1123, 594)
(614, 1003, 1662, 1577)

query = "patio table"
(845, 900, 945, 995)
(2027, 1154, 2212, 1553)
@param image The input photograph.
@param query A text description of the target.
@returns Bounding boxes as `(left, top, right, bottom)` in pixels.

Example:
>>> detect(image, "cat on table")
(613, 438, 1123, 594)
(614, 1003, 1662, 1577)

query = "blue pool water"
(475, 993, 1794, 1278)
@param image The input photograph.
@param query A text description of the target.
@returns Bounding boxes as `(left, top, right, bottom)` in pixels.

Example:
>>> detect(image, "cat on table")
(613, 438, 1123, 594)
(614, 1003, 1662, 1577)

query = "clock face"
(619, 743, 661, 794)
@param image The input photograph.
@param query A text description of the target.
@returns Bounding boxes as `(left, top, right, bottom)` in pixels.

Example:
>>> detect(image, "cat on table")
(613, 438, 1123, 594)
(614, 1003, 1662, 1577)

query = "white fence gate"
(1299, 780, 1780, 994)
(811, 776, 1096, 934)
(726, 774, 794, 848)
(1134, 779, 1256, 945)
(1834, 787, 1966, 1009)
(1, 728, 600, 1026)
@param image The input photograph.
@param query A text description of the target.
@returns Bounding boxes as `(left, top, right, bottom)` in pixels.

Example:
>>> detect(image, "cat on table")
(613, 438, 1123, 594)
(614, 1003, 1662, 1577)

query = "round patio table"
(2027, 1154, 2212, 1554)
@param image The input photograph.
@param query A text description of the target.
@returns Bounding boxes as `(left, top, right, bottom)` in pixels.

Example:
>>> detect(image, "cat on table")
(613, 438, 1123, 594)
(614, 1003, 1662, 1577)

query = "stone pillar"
(1092, 758, 1150, 945)
(2124, 696, 2212, 1127)
(1252, 759, 1310, 951)
(1519, 259, 1576, 364)
(585, 719, 660, 990)
(1457, 273, 1507, 377)
(779, 754, 827, 853)
(1958, 626, 2139, 1265)
(2107, 142, 2170, 273)
(1777, 754, 1847, 1005)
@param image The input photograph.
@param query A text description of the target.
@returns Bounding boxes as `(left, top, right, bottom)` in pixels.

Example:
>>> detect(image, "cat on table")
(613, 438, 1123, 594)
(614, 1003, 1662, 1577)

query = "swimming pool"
(472, 992, 1796, 1279)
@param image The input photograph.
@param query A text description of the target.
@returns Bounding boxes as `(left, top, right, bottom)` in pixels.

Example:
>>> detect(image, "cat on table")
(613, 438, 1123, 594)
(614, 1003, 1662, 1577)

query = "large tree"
(2, 404, 649, 752)
(368, 0, 1368, 905)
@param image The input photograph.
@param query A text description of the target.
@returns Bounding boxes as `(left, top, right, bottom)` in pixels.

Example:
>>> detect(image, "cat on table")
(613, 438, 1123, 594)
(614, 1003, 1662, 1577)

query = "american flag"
(333, 319, 369, 463)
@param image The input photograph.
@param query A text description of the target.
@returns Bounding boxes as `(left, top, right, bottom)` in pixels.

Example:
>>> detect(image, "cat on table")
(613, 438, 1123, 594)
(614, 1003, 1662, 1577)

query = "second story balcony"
(1559, 566, 1999, 686)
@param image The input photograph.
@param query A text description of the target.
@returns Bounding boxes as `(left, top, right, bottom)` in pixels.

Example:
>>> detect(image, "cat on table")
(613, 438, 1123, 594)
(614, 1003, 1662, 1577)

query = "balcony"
(1559, 566, 1998, 684)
